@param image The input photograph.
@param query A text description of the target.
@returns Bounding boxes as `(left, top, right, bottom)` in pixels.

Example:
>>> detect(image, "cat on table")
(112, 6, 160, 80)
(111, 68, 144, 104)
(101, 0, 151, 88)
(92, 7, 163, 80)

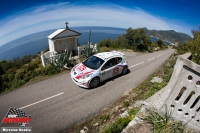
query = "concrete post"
(78, 47, 81, 58)
(94, 43, 97, 52)
(41, 54, 46, 67)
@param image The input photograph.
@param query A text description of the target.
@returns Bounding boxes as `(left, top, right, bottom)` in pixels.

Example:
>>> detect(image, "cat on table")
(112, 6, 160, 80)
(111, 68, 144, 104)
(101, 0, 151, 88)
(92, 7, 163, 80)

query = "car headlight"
(80, 74, 92, 79)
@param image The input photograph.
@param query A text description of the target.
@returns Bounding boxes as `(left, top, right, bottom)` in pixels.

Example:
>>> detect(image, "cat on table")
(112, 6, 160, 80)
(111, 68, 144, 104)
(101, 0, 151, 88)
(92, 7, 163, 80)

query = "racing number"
(78, 65, 86, 71)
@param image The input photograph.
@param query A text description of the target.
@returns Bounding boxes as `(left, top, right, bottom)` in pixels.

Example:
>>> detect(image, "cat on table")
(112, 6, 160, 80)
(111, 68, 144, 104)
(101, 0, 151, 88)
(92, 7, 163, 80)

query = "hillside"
(144, 28, 192, 44)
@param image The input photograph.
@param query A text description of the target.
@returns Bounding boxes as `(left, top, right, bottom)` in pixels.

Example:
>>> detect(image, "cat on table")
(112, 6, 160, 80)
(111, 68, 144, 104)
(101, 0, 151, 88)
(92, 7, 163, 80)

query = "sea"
(0, 27, 170, 61)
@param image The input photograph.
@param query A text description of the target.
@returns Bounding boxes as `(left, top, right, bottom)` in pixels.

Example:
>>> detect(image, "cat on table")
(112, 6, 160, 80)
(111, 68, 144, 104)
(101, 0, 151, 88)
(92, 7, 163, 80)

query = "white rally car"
(71, 51, 128, 88)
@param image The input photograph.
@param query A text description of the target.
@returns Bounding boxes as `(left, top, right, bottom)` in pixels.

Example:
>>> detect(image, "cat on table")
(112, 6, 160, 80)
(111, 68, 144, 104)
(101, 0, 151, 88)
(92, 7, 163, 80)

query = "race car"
(71, 51, 128, 88)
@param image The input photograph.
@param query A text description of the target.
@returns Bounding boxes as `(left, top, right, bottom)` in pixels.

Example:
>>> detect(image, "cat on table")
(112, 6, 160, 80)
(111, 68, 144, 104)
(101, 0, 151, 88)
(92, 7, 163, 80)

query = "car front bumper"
(70, 74, 90, 88)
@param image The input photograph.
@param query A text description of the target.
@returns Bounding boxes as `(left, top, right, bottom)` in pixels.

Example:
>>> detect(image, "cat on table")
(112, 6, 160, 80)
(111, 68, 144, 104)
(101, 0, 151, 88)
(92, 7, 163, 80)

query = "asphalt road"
(0, 49, 175, 133)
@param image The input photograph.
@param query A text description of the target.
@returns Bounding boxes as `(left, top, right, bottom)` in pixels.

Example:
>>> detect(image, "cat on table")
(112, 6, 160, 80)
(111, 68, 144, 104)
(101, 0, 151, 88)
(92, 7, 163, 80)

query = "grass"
(144, 105, 187, 133)
(100, 115, 110, 123)
(123, 101, 130, 107)
(102, 118, 131, 133)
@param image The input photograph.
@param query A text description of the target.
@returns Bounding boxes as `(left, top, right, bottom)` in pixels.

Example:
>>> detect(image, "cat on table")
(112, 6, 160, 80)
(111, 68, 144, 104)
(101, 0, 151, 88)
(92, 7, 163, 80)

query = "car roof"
(94, 51, 125, 60)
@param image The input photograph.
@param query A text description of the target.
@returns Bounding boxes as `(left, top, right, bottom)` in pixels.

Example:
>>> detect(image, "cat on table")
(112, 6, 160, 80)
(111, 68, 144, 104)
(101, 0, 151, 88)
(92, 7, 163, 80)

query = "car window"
(83, 56, 105, 70)
(111, 58, 117, 66)
(101, 59, 114, 70)
(116, 57, 122, 64)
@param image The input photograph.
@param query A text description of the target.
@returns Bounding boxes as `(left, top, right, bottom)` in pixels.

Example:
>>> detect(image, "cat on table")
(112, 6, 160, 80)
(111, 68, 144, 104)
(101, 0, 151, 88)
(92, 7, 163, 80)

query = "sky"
(0, 0, 199, 46)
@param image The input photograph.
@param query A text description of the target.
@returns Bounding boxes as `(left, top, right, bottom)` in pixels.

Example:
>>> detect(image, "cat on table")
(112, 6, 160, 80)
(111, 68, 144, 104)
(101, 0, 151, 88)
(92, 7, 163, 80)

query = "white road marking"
(157, 55, 162, 57)
(148, 57, 155, 61)
(129, 62, 144, 68)
(19, 92, 64, 109)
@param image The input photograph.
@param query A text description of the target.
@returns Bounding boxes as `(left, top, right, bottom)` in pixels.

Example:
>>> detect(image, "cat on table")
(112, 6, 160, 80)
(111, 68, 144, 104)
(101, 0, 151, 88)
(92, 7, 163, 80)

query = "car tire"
(90, 77, 100, 88)
(122, 66, 128, 75)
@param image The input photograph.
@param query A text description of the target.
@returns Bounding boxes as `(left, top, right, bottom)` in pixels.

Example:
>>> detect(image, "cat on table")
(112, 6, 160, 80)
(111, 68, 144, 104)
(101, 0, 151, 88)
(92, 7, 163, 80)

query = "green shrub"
(15, 69, 25, 80)
(0, 53, 65, 94)
(100, 47, 110, 52)
(128, 108, 140, 116)
(145, 105, 187, 133)
(145, 83, 162, 99)
(123, 101, 130, 107)
(163, 74, 172, 82)
(98, 38, 113, 48)
(98, 28, 153, 52)
(44, 65, 61, 75)
(103, 117, 130, 133)
(188, 29, 200, 65)
(81, 43, 95, 58)
(51, 50, 74, 69)
(100, 115, 110, 123)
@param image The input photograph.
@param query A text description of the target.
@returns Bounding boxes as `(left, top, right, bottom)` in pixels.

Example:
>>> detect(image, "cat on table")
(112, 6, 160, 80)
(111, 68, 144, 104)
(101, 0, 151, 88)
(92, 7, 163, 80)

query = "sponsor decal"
(117, 65, 125, 68)
(78, 65, 86, 71)
(76, 72, 83, 76)
(75, 71, 93, 79)
(1, 108, 32, 132)
(113, 66, 119, 75)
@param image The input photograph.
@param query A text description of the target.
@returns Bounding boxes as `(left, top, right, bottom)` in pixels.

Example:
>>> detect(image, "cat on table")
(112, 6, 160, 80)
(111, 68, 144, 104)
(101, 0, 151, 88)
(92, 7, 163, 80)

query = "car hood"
(72, 63, 94, 79)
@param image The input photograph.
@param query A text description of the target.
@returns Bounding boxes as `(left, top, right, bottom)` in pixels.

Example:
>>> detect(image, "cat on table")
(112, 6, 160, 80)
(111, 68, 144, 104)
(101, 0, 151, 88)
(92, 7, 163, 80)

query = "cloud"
(0, 2, 192, 46)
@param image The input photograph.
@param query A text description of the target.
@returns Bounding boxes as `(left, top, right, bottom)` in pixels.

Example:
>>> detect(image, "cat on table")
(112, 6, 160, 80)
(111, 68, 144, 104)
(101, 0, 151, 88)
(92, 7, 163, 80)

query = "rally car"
(71, 51, 128, 88)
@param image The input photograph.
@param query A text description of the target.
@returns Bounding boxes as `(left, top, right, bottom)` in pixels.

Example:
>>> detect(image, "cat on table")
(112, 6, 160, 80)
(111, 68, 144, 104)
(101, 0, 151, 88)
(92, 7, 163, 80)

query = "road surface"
(0, 49, 175, 133)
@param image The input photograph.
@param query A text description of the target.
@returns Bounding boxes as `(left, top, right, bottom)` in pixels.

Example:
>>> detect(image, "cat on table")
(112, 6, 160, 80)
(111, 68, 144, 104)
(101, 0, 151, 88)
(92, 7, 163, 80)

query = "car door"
(115, 57, 123, 74)
(111, 57, 120, 77)
(100, 59, 115, 81)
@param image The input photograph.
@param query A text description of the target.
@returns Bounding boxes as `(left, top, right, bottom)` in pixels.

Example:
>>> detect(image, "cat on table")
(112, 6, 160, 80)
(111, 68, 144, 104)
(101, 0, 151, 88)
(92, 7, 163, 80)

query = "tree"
(125, 27, 135, 45)
(188, 26, 200, 65)
(98, 38, 112, 48)
(157, 39, 164, 49)
(114, 36, 128, 49)
(175, 42, 188, 55)
(124, 28, 152, 51)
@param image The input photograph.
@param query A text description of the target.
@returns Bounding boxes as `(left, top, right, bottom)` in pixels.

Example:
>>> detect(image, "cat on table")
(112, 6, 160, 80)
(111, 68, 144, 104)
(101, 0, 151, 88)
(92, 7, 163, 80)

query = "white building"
(48, 22, 81, 54)
(41, 22, 81, 67)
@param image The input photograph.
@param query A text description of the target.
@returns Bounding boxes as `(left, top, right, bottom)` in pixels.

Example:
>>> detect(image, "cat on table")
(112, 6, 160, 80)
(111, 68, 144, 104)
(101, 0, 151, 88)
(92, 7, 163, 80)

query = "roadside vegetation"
(98, 27, 168, 52)
(0, 55, 62, 93)
(187, 27, 200, 65)
(145, 105, 189, 133)
(173, 26, 200, 65)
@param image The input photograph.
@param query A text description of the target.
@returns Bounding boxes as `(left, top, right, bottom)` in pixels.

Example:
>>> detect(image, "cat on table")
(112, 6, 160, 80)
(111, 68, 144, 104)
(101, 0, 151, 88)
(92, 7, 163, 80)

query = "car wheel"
(90, 77, 100, 88)
(122, 66, 128, 75)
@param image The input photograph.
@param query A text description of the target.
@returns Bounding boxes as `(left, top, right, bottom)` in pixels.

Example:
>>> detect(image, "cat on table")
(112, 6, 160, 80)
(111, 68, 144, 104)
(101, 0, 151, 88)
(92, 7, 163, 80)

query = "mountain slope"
(144, 28, 191, 44)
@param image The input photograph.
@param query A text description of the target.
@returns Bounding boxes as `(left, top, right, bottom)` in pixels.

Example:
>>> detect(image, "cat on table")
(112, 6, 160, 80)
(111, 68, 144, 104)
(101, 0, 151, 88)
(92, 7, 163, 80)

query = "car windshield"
(83, 55, 105, 70)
